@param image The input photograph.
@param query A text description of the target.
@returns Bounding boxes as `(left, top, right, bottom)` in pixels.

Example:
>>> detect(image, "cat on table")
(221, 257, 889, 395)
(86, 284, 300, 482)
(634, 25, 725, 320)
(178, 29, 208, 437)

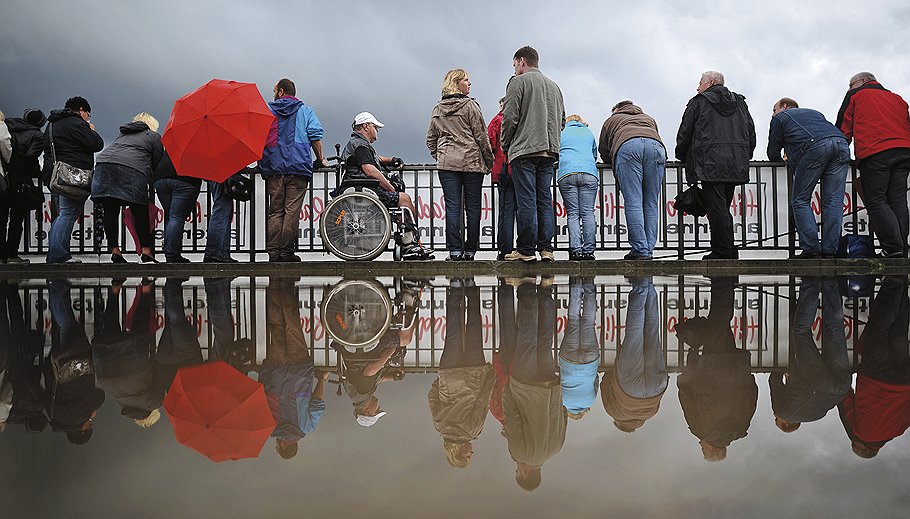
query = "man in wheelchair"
(341, 112, 434, 260)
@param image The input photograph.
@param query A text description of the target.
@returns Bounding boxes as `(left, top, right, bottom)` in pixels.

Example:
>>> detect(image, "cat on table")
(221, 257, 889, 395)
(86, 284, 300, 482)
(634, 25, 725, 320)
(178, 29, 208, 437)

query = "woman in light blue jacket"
(558, 115, 599, 260)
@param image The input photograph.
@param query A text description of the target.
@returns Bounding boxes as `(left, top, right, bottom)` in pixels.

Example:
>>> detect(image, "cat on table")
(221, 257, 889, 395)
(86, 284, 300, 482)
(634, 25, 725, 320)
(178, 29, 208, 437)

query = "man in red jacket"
(836, 73, 910, 258)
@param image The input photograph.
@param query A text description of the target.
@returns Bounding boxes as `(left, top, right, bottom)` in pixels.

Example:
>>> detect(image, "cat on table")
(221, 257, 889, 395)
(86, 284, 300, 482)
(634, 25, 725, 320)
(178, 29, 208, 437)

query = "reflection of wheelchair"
(319, 153, 414, 261)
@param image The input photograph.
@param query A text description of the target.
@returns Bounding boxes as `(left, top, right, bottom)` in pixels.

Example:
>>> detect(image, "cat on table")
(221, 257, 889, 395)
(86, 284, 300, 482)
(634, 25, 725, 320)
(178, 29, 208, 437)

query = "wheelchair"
(319, 154, 415, 261)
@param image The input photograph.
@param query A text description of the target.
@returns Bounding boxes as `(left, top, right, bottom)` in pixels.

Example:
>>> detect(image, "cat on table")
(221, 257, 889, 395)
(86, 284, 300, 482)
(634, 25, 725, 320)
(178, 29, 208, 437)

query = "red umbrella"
(162, 79, 274, 182)
(163, 361, 276, 462)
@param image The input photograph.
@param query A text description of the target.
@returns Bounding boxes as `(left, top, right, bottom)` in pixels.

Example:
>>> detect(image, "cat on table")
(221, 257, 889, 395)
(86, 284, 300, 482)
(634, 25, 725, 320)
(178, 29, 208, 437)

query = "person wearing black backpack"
(0, 109, 46, 264)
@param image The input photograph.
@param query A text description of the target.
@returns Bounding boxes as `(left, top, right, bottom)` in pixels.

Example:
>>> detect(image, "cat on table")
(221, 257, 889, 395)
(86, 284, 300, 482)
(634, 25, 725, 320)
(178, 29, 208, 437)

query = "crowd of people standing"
(2, 46, 910, 263)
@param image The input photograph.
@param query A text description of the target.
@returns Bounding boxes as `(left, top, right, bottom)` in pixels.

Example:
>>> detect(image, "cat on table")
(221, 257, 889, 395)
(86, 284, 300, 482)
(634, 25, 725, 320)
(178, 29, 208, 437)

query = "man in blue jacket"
(259, 78, 328, 263)
(768, 97, 850, 258)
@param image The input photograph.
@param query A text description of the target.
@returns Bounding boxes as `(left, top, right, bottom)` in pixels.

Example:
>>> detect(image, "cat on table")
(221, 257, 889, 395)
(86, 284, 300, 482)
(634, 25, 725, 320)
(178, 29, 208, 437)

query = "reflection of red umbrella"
(161, 79, 274, 182)
(163, 361, 275, 462)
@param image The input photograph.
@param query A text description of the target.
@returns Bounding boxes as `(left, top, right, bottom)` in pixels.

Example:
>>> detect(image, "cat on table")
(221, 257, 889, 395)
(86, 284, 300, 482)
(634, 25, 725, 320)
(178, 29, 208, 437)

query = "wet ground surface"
(1, 273, 908, 518)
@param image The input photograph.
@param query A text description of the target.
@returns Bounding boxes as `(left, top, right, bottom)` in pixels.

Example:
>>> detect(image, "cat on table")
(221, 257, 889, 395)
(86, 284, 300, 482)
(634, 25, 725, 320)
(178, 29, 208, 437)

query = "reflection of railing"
(20, 162, 868, 259)
(21, 277, 871, 372)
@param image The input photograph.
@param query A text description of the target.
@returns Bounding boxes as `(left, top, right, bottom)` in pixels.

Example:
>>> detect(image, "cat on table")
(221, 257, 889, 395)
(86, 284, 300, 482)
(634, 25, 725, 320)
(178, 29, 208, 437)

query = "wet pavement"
(1, 273, 908, 518)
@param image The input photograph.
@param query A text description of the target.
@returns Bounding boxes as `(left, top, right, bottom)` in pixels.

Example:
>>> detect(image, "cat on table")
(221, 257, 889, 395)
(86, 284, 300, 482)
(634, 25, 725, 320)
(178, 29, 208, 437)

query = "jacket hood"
(4, 117, 39, 132)
(565, 120, 589, 129)
(700, 85, 743, 116)
(268, 96, 303, 117)
(435, 95, 473, 116)
(613, 103, 644, 116)
(47, 108, 81, 123)
(119, 121, 150, 134)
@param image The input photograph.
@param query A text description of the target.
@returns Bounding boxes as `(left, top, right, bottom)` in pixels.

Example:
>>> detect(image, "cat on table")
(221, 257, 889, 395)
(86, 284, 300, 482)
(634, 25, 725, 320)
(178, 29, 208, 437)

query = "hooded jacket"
(4, 117, 46, 181)
(426, 94, 494, 173)
(0, 120, 10, 177)
(557, 121, 598, 181)
(503, 378, 567, 467)
(259, 96, 324, 178)
(835, 81, 910, 160)
(501, 68, 566, 161)
(96, 121, 163, 178)
(599, 103, 665, 165)
(42, 109, 104, 184)
(487, 111, 510, 182)
(675, 85, 756, 184)
(427, 364, 495, 442)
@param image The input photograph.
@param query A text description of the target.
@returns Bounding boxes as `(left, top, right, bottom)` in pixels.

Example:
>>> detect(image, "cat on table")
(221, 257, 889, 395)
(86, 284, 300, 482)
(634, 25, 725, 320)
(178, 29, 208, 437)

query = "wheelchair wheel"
(322, 279, 393, 350)
(321, 191, 392, 261)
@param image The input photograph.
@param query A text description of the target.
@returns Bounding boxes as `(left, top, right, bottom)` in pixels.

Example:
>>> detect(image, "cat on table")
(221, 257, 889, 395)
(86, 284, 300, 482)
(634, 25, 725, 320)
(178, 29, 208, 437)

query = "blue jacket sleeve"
(767, 115, 784, 162)
(296, 106, 324, 143)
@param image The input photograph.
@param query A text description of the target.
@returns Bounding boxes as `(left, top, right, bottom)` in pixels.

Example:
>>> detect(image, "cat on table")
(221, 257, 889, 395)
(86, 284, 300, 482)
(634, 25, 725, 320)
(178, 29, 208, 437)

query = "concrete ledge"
(0, 257, 907, 278)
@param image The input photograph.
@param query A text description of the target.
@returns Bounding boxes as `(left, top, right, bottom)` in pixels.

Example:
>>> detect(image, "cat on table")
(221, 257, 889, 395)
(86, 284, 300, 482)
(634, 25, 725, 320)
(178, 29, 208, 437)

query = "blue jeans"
(206, 181, 233, 259)
(618, 278, 668, 398)
(614, 137, 666, 256)
(558, 173, 598, 254)
(510, 156, 556, 255)
(47, 194, 85, 263)
(437, 170, 483, 257)
(497, 171, 516, 254)
(155, 179, 200, 261)
(792, 137, 850, 254)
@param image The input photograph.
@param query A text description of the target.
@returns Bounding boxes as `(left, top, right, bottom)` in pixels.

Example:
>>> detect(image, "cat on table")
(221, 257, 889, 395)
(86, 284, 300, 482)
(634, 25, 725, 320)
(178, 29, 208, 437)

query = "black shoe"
(167, 256, 191, 263)
(579, 253, 597, 261)
(204, 256, 237, 263)
(140, 254, 159, 264)
(623, 252, 653, 260)
(791, 250, 821, 259)
(446, 254, 463, 261)
(703, 252, 734, 260)
(111, 253, 127, 264)
(461, 254, 475, 261)
(568, 251, 579, 261)
(402, 245, 434, 260)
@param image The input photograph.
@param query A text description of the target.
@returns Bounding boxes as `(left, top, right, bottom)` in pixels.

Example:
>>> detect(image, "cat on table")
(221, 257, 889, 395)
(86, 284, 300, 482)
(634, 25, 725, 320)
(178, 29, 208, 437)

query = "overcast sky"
(3, 0, 909, 163)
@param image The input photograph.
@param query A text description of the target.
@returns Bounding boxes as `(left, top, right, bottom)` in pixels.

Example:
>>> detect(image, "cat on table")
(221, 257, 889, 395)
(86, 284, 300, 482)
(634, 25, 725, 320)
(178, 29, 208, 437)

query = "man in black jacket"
(1, 109, 45, 263)
(676, 72, 756, 260)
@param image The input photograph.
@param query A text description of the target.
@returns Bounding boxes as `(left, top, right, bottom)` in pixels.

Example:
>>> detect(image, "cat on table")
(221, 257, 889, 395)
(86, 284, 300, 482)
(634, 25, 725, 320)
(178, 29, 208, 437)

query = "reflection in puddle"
(1, 274, 908, 516)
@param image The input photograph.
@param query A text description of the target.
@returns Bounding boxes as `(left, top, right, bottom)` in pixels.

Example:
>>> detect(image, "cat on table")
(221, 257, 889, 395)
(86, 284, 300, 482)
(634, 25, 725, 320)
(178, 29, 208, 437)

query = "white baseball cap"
(353, 112, 385, 128)
(356, 411, 387, 427)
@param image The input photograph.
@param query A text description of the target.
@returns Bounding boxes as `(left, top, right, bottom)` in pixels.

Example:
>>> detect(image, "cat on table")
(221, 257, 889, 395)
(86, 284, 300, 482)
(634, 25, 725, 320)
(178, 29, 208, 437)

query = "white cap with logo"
(353, 111, 385, 128)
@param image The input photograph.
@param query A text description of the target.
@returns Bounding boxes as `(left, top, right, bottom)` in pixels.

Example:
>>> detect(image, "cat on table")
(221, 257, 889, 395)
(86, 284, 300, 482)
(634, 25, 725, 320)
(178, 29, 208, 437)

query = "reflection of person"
(771, 278, 851, 432)
(262, 277, 325, 460)
(603, 277, 667, 432)
(337, 280, 423, 425)
(490, 278, 518, 426)
(488, 98, 515, 260)
(0, 281, 46, 432)
(428, 279, 494, 467)
(559, 277, 600, 419)
(675, 277, 757, 461)
(838, 276, 910, 459)
(502, 278, 566, 491)
(92, 279, 162, 429)
(156, 278, 203, 390)
(426, 69, 494, 261)
(45, 280, 105, 444)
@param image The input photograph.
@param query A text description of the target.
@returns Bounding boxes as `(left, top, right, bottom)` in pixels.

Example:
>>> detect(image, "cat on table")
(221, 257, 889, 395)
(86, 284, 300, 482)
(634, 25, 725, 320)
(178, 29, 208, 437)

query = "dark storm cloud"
(2, 0, 909, 162)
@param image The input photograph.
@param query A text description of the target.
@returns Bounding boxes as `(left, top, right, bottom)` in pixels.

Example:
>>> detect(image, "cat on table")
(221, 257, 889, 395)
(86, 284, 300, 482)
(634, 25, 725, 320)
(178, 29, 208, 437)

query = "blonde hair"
(565, 114, 587, 126)
(0, 110, 5, 122)
(134, 408, 161, 429)
(441, 69, 469, 97)
(443, 439, 471, 468)
(132, 112, 159, 132)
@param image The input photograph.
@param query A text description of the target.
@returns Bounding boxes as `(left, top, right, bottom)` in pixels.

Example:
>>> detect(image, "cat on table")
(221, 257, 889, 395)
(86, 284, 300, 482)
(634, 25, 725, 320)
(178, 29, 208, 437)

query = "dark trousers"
(0, 192, 26, 260)
(497, 171, 516, 254)
(859, 148, 910, 255)
(511, 156, 556, 255)
(440, 282, 485, 369)
(438, 170, 483, 257)
(513, 284, 557, 384)
(100, 199, 151, 250)
(859, 277, 910, 384)
(702, 182, 737, 258)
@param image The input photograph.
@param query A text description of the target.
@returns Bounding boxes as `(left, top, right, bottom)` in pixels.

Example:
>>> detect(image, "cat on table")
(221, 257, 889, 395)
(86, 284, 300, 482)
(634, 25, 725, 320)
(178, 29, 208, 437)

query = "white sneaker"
(64, 258, 82, 264)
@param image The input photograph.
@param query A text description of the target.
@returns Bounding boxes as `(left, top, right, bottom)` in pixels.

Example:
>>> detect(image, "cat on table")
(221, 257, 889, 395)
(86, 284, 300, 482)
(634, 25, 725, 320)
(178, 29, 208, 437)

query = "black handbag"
(12, 181, 44, 211)
(223, 172, 253, 202)
(674, 184, 708, 217)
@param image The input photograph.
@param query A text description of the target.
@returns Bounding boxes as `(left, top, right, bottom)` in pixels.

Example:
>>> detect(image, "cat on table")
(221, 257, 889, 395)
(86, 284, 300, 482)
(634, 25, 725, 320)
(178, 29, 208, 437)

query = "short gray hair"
(701, 70, 725, 86)
(850, 72, 876, 85)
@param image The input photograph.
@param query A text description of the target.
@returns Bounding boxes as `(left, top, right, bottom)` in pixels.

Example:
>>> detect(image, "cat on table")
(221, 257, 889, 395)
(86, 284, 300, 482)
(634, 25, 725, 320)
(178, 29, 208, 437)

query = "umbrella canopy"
(162, 79, 274, 182)
(163, 361, 275, 462)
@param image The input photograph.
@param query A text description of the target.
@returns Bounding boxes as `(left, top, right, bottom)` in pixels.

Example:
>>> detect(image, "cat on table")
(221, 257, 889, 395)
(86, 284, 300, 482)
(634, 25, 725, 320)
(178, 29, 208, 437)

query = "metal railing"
(20, 162, 869, 259)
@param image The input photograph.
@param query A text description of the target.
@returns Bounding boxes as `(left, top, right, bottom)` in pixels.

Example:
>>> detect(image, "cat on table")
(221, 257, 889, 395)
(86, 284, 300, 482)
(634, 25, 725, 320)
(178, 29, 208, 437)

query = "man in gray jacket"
(501, 46, 565, 262)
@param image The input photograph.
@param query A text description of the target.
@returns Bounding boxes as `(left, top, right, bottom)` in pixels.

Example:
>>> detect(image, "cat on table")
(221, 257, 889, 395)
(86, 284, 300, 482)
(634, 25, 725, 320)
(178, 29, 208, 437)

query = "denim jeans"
(155, 179, 201, 261)
(206, 180, 233, 259)
(513, 283, 557, 384)
(558, 173, 598, 254)
(437, 170, 483, 258)
(204, 277, 235, 361)
(614, 137, 666, 256)
(618, 278, 668, 398)
(47, 194, 85, 263)
(858, 147, 910, 255)
(510, 156, 556, 255)
(791, 137, 850, 254)
(497, 171, 516, 254)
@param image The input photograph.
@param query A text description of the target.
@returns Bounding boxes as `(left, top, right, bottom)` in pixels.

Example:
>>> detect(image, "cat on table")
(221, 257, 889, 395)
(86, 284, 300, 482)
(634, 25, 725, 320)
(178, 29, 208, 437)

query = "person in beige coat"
(428, 279, 495, 468)
(427, 69, 494, 261)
